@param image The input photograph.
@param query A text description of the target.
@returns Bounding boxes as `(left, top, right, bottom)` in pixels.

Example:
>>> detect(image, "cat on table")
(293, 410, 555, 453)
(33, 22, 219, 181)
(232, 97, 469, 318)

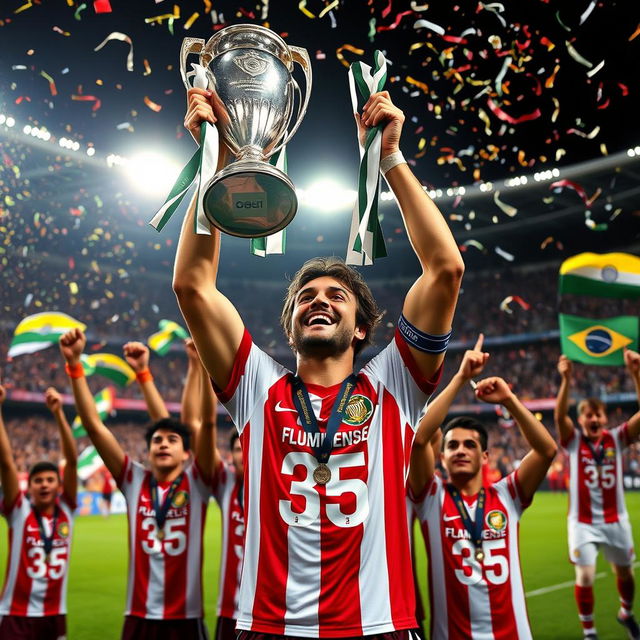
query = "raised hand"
(475, 376, 514, 405)
(458, 333, 489, 380)
(184, 338, 200, 364)
(184, 87, 217, 144)
(356, 91, 404, 156)
(557, 354, 573, 380)
(123, 342, 150, 373)
(45, 387, 63, 413)
(59, 328, 86, 364)
(624, 348, 640, 377)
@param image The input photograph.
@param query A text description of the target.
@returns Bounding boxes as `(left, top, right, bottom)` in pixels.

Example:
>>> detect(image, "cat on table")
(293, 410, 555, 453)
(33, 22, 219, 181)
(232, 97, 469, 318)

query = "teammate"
(173, 87, 464, 637)
(124, 340, 170, 421)
(59, 328, 216, 640)
(409, 336, 557, 639)
(555, 350, 640, 640)
(0, 385, 77, 640)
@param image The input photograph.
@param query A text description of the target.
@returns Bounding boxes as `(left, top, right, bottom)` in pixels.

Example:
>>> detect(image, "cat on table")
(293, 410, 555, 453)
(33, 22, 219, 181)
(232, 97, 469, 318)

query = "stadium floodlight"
(0, 115, 5, 125)
(126, 152, 182, 196)
(23, 125, 32, 134)
(629, 149, 636, 158)
(86, 147, 96, 157)
(297, 179, 357, 212)
(5, 117, 15, 127)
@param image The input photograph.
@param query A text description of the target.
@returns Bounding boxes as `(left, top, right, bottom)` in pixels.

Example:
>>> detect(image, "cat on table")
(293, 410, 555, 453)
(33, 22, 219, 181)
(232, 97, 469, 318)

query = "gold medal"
(156, 528, 165, 541)
(313, 463, 331, 485)
(475, 548, 484, 563)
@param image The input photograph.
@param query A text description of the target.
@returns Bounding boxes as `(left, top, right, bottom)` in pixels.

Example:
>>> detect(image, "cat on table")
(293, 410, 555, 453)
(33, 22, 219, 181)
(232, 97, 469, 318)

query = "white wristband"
(380, 151, 406, 176)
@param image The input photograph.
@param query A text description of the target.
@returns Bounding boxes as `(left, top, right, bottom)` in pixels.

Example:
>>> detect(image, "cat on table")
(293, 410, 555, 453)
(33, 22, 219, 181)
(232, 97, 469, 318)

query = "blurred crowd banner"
(76, 491, 127, 516)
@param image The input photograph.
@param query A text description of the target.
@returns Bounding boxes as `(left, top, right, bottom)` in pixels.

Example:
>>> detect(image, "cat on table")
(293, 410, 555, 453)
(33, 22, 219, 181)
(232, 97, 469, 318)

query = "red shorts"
(0, 614, 66, 640)
(121, 615, 209, 640)
(215, 616, 237, 640)
(237, 630, 420, 640)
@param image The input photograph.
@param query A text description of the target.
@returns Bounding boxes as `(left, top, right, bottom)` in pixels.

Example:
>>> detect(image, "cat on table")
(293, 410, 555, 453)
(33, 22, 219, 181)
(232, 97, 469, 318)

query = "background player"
(0, 385, 77, 640)
(59, 327, 215, 640)
(555, 350, 640, 640)
(409, 336, 557, 639)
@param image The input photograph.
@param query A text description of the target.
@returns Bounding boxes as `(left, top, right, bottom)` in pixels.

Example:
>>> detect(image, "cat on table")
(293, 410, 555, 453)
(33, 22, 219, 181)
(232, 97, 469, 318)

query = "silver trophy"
(180, 25, 312, 238)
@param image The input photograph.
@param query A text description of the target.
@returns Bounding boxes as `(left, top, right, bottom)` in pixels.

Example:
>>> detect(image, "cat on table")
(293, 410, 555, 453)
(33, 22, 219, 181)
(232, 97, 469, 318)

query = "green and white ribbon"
(148, 64, 218, 236)
(250, 148, 288, 257)
(346, 50, 388, 266)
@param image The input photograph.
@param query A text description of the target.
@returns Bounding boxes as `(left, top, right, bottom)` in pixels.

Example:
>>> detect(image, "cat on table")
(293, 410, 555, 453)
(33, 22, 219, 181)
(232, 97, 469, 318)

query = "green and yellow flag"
(559, 252, 640, 299)
(148, 319, 189, 356)
(8, 312, 86, 358)
(72, 387, 115, 438)
(559, 314, 638, 366)
(80, 353, 135, 387)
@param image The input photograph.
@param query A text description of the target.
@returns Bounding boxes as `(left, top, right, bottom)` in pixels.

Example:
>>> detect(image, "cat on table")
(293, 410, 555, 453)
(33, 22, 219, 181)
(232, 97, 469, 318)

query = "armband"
(380, 151, 406, 176)
(65, 362, 85, 379)
(398, 314, 451, 354)
(136, 369, 154, 384)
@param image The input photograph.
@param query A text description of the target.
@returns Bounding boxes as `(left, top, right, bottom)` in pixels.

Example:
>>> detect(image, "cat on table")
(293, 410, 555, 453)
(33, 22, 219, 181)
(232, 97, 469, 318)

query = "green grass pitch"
(0, 492, 637, 639)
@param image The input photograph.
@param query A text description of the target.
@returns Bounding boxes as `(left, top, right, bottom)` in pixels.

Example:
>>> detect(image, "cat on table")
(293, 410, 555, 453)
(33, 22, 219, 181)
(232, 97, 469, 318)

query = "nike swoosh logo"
(443, 514, 461, 522)
(275, 401, 298, 413)
(139, 495, 151, 503)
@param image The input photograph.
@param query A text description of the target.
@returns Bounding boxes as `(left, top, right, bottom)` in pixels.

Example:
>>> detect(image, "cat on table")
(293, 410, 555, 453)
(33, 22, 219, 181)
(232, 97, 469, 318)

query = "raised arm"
(44, 387, 78, 504)
(0, 385, 19, 509)
(359, 92, 464, 379)
(181, 339, 203, 442)
(476, 377, 557, 504)
(60, 329, 125, 480)
(194, 360, 221, 483)
(123, 341, 169, 421)
(173, 88, 244, 391)
(623, 348, 640, 440)
(409, 334, 489, 495)
(554, 355, 575, 443)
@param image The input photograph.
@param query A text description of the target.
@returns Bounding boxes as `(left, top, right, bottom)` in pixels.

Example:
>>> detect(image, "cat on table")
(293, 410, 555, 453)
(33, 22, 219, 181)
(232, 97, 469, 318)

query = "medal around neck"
(313, 463, 331, 485)
(180, 25, 312, 238)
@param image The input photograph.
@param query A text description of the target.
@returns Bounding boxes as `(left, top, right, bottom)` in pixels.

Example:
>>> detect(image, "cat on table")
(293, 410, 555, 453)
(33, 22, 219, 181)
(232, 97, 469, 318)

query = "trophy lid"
(206, 24, 294, 70)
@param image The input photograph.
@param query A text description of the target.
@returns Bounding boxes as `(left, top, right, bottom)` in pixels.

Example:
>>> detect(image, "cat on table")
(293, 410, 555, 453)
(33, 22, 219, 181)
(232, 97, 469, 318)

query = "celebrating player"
(124, 341, 170, 421)
(173, 87, 464, 637)
(60, 328, 215, 640)
(408, 336, 557, 639)
(0, 385, 77, 640)
(555, 351, 640, 640)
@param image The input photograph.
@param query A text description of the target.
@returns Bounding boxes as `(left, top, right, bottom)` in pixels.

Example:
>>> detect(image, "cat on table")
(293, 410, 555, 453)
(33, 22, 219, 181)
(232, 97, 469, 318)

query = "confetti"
(143, 59, 152, 76)
(298, 0, 315, 18)
(579, 0, 597, 24)
(94, 32, 134, 72)
(413, 19, 445, 36)
(336, 44, 364, 68)
(486, 98, 541, 124)
(565, 40, 593, 68)
(586, 59, 605, 78)
(493, 191, 517, 217)
(478, 2, 506, 28)
(499, 295, 530, 314)
(40, 70, 57, 96)
(74, 3, 87, 20)
(183, 12, 199, 29)
(144, 96, 162, 112)
(629, 24, 640, 41)
(71, 94, 102, 111)
(378, 10, 413, 31)
(566, 125, 600, 139)
(461, 239, 485, 252)
(495, 246, 514, 261)
(14, 0, 33, 14)
(93, 0, 112, 13)
(318, 0, 338, 18)
(52, 26, 71, 36)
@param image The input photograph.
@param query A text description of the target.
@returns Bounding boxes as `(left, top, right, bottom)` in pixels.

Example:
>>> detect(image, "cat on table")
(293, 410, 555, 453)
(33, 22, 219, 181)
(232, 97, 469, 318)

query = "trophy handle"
(180, 38, 207, 90)
(267, 46, 312, 158)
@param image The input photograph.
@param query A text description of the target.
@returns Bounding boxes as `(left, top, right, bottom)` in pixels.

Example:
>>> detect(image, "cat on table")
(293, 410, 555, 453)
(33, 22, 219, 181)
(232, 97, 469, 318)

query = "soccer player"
(0, 385, 77, 640)
(408, 336, 557, 639)
(124, 340, 170, 421)
(174, 88, 464, 637)
(555, 350, 640, 640)
(59, 328, 215, 640)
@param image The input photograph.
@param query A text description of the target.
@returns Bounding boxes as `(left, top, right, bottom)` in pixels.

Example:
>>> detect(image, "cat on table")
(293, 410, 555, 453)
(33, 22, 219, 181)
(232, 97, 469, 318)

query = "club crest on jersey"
(604, 448, 616, 459)
(343, 394, 374, 426)
(486, 509, 507, 532)
(172, 491, 189, 508)
(57, 521, 70, 538)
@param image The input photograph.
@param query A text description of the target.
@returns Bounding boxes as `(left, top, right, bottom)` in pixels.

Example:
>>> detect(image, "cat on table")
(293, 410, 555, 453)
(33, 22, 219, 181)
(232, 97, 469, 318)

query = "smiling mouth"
(304, 313, 335, 327)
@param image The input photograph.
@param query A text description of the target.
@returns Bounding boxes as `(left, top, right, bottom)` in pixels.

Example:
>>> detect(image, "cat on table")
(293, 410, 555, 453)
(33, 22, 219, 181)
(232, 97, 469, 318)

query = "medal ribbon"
(583, 435, 605, 466)
(446, 485, 486, 554)
(150, 473, 184, 533)
(290, 374, 358, 464)
(346, 50, 388, 266)
(32, 504, 59, 558)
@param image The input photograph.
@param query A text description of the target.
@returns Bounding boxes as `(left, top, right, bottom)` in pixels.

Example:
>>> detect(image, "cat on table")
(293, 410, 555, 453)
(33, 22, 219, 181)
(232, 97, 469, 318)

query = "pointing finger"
(473, 333, 484, 351)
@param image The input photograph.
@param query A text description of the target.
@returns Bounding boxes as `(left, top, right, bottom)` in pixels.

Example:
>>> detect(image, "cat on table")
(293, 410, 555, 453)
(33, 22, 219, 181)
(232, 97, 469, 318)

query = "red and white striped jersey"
(216, 329, 439, 638)
(116, 456, 210, 619)
(412, 473, 532, 640)
(562, 424, 630, 524)
(213, 460, 244, 619)
(0, 492, 75, 617)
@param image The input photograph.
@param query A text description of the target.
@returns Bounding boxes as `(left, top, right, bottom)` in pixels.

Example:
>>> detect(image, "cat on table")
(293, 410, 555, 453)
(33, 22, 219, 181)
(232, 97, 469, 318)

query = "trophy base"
(202, 160, 297, 238)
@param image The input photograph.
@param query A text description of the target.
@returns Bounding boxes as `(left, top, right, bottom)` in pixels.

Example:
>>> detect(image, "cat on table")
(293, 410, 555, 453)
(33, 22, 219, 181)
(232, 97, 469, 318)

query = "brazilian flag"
(559, 314, 638, 365)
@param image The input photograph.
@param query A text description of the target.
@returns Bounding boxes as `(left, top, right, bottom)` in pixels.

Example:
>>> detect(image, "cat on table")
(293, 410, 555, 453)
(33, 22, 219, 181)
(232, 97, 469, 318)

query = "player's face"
(289, 276, 366, 358)
(148, 429, 189, 472)
(441, 428, 488, 482)
(578, 406, 607, 441)
(231, 439, 244, 475)
(28, 472, 60, 508)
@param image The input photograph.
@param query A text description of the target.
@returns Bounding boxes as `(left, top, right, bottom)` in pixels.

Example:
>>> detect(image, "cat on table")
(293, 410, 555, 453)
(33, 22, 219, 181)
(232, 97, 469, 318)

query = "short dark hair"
(578, 397, 606, 416)
(280, 257, 384, 357)
(442, 416, 489, 452)
(145, 418, 191, 451)
(28, 461, 60, 482)
(229, 431, 240, 450)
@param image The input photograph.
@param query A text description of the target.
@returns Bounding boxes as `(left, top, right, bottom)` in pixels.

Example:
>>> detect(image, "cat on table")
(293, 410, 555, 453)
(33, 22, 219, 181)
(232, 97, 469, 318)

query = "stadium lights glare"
(126, 152, 182, 197)
(5, 117, 15, 127)
(297, 179, 357, 212)
(86, 147, 96, 157)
